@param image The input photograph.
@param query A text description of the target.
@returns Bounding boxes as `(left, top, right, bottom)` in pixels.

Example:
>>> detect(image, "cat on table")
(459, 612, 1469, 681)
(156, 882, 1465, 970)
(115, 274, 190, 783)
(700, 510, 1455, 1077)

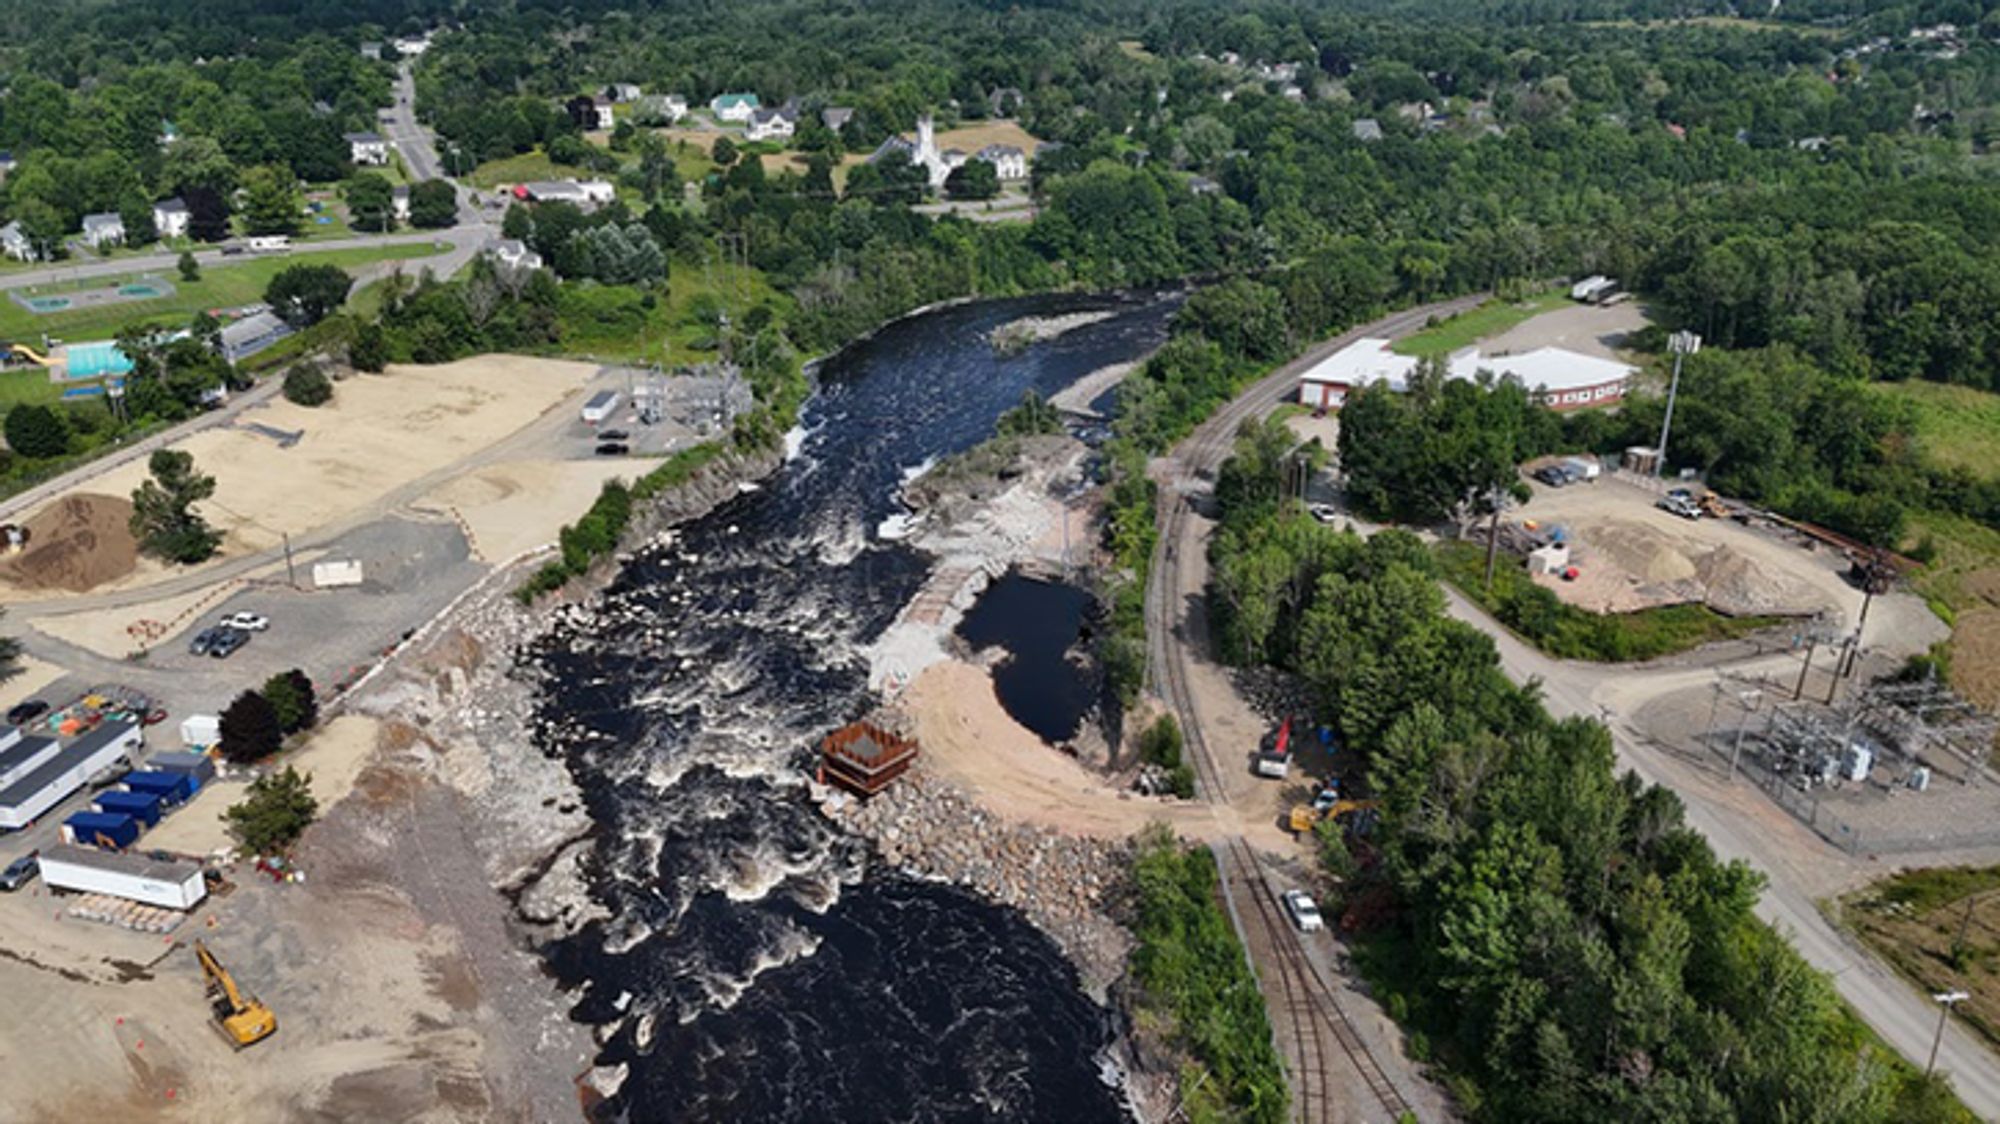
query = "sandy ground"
(1286, 411, 1340, 451)
(904, 661, 1222, 839)
(31, 555, 306, 660)
(1048, 360, 1134, 417)
(0, 653, 66, 710)
(1, 357, 599, 600)
(1479, 300, 1650, 361)
(414, 457, 655, 562)
(1517, 476, 1871, 619)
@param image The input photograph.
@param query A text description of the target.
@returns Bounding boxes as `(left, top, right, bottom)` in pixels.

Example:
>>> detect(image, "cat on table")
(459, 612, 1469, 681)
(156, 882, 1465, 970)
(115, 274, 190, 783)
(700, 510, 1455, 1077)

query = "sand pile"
(0, 493, 139, 592)
(1588, 519, 1699, 583)
(1695, 544, 1825, 617)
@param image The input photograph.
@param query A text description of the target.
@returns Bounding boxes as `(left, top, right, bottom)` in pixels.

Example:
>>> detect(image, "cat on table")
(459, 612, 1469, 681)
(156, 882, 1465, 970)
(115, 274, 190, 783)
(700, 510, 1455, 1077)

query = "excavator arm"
(195, 941, 249, 1012)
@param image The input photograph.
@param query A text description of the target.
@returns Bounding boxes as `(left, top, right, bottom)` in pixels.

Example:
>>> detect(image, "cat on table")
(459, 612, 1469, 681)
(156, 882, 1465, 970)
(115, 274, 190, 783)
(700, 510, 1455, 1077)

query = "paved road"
(0, 229, 480, 295)
(1440, 588, 2000, 1118)
(385, 61, 487, 226)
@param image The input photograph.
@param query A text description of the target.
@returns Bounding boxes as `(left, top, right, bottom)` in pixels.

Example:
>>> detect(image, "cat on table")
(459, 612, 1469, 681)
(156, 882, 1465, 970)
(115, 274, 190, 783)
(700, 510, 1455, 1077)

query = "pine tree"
(218, 689, 283, 763)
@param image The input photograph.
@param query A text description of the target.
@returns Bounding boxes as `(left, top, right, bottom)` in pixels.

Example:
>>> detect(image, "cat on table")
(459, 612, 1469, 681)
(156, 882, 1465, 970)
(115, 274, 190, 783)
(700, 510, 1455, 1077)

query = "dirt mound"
(0, 493, 140, 592)
(1948, 608, 2000, 713)
(1694, 544, 1828, 618)
(1587, 519, 1698, 583)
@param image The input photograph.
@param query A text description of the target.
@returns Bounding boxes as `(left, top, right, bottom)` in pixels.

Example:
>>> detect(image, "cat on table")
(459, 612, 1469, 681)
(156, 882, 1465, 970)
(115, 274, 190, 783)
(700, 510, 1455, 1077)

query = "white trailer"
(0, 729, 60, 789)
(581, 389, 621, 425)
(0, 721, 142, 830)
(38, 844, 207, 910)
(247, 234, 292, 253)
(180, 714, 222, 750)
(312, 559, 364, 588)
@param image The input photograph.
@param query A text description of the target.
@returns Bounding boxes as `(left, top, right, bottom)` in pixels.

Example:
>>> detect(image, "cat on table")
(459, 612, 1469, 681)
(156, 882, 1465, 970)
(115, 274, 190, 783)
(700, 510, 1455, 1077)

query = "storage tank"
(61, 810, 140, 849)
(94, 788, 164, 826)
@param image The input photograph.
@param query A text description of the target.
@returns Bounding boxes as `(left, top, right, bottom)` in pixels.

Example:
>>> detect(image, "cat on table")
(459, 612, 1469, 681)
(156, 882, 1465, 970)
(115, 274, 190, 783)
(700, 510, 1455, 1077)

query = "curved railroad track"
(1146, 296, 1484, 1122)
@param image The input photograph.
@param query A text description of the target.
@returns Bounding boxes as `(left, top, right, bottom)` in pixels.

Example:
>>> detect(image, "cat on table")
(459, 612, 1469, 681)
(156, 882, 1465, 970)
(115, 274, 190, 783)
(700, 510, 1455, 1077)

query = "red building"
(818, 721, 919, 797)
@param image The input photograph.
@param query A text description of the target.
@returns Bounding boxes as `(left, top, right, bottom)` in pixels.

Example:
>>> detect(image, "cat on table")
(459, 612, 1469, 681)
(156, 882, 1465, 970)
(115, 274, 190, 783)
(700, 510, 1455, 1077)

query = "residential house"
(80, 212, 125, 250)
(710, 93, 761, 123)
(605, 83, 643, 104)
(637, 94, 687, 124)
(974, 144, 1027, 180)
(392, 34, 432, 57)
(1296, 338, 1636, 412)
(987, 86, 1024, 117)
(488, 239, 545, 274)
(360, 41, 383, 60)
(392, 185, 411, 224)
(1351, 118, 1384, 142)
(1187, 175, 1222, 196)
(588, 96, 615, 130)
(515, 180, 616, 208)
(0, 221, 37, 262)
(346, 131, 390, 165)
(153, 197, 190, 239)
(821, 106, 855, 133)
(744, 105, 796, 142)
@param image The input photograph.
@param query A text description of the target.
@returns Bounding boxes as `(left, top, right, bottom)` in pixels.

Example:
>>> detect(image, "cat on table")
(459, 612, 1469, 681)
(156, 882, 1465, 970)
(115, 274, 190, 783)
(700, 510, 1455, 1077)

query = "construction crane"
(194, 941, 277, 1049)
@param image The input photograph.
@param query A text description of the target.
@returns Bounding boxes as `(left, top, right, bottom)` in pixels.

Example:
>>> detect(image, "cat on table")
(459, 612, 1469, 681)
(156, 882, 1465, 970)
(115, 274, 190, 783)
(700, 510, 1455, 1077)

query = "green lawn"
(0, 367, 62, 410)
(0, 243, 445, 342)
(467, 150, 590, 190)
(1392, 287, 1571, 357)
(1879, 380, 2000, 482)
(547, 261, 788, 367)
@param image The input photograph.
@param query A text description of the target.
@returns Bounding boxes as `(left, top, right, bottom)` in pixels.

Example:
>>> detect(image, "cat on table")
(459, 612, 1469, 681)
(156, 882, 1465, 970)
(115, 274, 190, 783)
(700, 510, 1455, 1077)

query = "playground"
(8, 275, 174, 317)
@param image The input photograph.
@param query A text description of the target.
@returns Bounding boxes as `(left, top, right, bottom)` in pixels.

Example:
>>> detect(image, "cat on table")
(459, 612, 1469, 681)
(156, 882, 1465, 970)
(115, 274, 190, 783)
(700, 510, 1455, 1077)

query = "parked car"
(1533, 464, 1576, 487)
(595, 442, 630, 456)
(1308, 503, 1340, 524)
(219, 611, 269, 632)
(208, 627, 250, 658)
(5, 699, 49, 726)
(1281, 889, 1324, 933)
(188, 627, 224, 656)
(597, 428, 631, 441)
(1656, 495, 1701, 520)
(0, 853, 39, 892)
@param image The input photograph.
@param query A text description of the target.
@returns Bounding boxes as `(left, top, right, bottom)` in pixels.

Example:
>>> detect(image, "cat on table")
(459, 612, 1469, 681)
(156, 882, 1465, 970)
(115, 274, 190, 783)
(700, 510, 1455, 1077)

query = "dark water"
(956, 571, 1098, 744)
(526, 290, 1179, 1122)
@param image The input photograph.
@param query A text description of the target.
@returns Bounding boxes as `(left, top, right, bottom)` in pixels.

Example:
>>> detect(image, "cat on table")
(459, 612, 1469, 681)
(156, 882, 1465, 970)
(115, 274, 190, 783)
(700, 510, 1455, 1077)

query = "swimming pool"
(22, 296, 71, 312)
(65, 341, 134, 379)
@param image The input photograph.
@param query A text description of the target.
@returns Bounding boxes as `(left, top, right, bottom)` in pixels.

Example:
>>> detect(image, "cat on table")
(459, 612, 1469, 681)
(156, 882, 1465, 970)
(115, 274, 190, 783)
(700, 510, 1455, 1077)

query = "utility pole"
(1928, 991, 1969, 1076)
(283, 532, 297, 589)
(1656, 330, 1701, 476)
(1794, 621, 1822, 701)
(1728, 690, 1762, 784)
(1482, 488, 1504, 592)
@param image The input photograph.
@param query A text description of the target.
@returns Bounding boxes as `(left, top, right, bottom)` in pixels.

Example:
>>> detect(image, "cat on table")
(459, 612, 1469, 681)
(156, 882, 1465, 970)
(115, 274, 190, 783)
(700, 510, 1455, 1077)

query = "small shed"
(1622, 445, 1661, 475)
(180, 714, 221, 750)
(123, 769, 198, 805)
(62, 810, 141, 850)
(818, 721, 919, 797)
(312, 559, 364, 588)
(149, 751, 216, 789)
(94, 788, 164, 826)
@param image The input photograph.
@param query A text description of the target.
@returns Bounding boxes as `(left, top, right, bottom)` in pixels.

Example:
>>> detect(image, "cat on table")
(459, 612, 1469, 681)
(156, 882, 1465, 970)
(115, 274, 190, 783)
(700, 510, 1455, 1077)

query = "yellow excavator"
(1289, 798, 1379, 836)
(194, 940, 277, 1049)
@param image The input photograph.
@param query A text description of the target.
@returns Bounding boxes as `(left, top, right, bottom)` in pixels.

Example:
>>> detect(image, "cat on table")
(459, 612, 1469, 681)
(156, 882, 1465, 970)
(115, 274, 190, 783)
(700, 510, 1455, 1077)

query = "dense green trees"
(4, 404, 69, 460)
(266, 263, 353, 328)
(407, 179, 457, 228)
(218, 689, 284, 765)
(344, 172, 396, 233)
(129, 448, 219, 564)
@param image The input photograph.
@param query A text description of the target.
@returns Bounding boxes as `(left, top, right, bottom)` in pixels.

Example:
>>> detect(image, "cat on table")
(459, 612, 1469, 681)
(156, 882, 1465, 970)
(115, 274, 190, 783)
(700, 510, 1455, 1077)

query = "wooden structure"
(818, 721, 919, 797)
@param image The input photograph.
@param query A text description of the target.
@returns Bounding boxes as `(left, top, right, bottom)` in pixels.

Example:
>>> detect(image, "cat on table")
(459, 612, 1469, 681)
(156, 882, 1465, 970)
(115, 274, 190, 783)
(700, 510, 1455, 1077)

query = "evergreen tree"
(217, 689, 283, 763)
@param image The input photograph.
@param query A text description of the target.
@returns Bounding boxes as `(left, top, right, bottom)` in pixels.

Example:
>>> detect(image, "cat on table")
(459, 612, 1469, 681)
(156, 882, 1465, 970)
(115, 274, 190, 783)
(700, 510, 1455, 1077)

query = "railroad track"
(1146, 296, 1484, 1122)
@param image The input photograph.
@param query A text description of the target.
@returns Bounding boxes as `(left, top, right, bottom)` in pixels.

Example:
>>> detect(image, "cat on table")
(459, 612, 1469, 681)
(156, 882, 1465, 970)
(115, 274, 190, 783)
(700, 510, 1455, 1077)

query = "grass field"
(0, 367, 62, 410)
(0, 243, 444, 342)
(1392, 288, 1570, 357)
(548, 262, 788, 367)
(1881, 381, 2000, 482)
(1837, 864, 2000, 1053)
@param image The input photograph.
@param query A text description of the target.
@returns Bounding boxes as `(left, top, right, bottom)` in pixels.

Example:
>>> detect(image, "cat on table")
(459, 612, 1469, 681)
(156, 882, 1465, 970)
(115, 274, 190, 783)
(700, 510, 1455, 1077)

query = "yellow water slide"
(7, 342, 58, 367)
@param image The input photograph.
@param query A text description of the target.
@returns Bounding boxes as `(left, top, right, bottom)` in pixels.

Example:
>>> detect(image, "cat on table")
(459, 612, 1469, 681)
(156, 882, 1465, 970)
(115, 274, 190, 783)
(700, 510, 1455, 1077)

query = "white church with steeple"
(869, 114, 964, 191)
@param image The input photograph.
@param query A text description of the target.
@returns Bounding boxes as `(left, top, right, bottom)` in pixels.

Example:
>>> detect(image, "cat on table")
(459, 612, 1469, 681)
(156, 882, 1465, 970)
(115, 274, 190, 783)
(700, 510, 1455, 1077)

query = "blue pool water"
(66, 341, 134, 378)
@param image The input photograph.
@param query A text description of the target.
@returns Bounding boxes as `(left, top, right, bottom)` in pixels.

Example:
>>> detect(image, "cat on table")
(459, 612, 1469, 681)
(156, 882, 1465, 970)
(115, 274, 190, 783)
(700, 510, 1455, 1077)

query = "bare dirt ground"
(30, 554, 301, 660)
(414, 458, 641, 562)
(0, 653, 65, 709)
(1478, 300, 1650, 360)
(903, 660, 1221, 840)
(0, 493, 141, 592)
(1517, 476, 1874, 618)
(0, 356, 599, 601)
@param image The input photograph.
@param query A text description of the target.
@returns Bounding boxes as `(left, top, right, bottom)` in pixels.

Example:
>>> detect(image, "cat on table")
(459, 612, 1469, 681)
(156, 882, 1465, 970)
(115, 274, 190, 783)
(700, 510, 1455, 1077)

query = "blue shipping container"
(63, 811, 139, 849)
(94, 788, 164, 826)
(123, 770, 197, 804)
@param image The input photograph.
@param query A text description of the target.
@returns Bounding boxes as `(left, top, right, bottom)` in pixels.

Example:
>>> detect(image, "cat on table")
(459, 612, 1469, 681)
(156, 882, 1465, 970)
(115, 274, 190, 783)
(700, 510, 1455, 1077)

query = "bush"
(218, 689, 284, 764)
(261, 669, 318, 734)
(3, 404, 70, 459)
(266, 263, 353, 328)
(224, 765, 318, 854)
(281, 362, 333, 407)
(349, 321, 389, 372)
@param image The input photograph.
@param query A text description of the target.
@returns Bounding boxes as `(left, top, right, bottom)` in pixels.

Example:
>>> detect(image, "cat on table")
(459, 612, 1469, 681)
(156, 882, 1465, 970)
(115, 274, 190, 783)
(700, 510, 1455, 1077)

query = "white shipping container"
(180, 714, 222, 749)
(312, 559, 364, 588)
(38, 845, 206, 910)
(0, 722, 142, 830)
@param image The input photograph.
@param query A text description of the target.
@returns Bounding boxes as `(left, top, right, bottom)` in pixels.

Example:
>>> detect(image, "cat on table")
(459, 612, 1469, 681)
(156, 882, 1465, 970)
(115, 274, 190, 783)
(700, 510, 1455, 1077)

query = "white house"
(518, 180, 616, 208)
(0, 220, 37, 262)
(822, 106, 855, 132)
(605, 83, 643, 104)
(488, 238, 545, 274)
(360, 41, 383, 60)
(392, 185, 411, 224)
(346, 131, 389, 165)
(637, 94, 687, 124)
(589, 96, 615, 131)
(744, 106, 796, 142)
(80, 212, 125, 250)
(974, 143, 1027, 180)
(392, 34, 432, 57)
(710, 93, 761, 122)
(1296, 338, 1635, 412)
(153, 197, 190, 239)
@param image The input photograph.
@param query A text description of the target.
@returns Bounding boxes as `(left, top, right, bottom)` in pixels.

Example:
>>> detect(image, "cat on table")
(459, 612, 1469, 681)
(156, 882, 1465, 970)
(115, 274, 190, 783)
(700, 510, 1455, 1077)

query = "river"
(525, 290, 1180, 1121)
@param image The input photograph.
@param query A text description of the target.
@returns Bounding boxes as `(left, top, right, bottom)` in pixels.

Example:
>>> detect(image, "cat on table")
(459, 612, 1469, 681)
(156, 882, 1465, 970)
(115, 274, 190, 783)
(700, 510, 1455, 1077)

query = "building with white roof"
(1297, 338, 1635, 412)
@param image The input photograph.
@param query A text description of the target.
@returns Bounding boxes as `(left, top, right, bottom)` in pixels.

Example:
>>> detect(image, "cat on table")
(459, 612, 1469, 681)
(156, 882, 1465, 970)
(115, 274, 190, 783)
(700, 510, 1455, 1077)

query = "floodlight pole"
(1656, 331, 1701, 477)
(1928, 991, 1969, 1076)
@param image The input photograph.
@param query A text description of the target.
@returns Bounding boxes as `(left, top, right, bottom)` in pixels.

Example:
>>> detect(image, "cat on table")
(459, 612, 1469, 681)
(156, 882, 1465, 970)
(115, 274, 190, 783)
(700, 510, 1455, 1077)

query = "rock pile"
(817, 766, 1135, 998)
